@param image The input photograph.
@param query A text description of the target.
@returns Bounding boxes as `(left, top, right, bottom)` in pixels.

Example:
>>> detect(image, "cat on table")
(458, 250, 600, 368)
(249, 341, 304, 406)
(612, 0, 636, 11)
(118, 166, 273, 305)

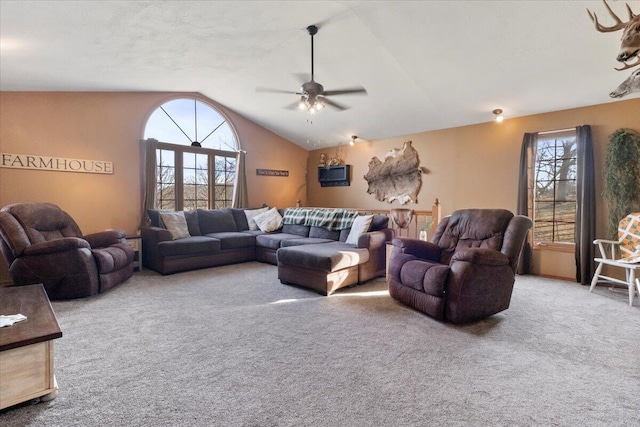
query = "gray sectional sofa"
(141, 207, 393, 295)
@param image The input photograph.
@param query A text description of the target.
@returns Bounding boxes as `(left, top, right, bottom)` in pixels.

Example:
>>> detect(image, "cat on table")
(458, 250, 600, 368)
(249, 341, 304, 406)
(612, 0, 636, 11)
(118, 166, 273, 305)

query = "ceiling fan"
(257, 25, 367, 115)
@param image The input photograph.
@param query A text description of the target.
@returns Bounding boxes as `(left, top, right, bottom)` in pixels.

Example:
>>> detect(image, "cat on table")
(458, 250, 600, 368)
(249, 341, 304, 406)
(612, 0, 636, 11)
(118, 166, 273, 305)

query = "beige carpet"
(1, 262, 639, 426)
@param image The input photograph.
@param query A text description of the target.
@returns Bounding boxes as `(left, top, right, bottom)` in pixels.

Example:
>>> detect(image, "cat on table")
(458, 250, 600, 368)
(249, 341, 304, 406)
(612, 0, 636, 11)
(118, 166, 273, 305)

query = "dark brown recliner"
(389, 209, 532, 323)
(0, 202, 134, 300)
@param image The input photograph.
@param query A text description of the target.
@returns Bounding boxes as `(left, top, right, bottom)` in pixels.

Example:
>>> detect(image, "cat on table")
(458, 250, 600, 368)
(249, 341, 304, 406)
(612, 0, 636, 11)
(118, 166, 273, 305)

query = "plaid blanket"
(282, 207, 309, 225)
(283, 207, 360, 231)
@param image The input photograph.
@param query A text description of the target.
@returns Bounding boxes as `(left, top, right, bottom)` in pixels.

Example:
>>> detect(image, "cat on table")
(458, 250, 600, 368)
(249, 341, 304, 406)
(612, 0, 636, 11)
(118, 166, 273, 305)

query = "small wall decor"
(318, 153, 327, 167)
(256, 169, 289, 177)
(364, 140, 422, 205)
(326, 147, 345, 169)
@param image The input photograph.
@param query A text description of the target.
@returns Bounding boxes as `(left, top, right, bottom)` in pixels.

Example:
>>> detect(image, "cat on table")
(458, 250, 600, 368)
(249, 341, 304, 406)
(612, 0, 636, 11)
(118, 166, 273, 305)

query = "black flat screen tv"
(318, 165, 350, 187)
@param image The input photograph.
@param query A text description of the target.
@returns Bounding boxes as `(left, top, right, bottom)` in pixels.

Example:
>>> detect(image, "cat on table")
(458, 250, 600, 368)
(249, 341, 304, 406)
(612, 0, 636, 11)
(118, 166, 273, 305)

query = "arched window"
(143, 98, 240, 210)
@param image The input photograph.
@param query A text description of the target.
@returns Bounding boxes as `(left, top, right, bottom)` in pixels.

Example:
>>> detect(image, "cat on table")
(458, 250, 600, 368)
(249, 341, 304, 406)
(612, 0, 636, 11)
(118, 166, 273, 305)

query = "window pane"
(533, 132, 577, 244)
(144, 97, 238, 150)
(183, 168, 195, 184)
(184, 152, 196, 168)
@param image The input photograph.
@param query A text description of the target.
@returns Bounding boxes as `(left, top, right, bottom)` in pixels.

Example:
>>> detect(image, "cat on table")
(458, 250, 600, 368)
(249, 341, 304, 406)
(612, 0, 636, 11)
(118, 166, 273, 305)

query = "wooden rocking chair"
(590, 212, 640, 306)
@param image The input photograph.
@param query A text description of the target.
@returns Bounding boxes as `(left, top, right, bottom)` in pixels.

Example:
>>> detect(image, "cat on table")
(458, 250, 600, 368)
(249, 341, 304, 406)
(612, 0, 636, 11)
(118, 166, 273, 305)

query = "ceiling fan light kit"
(258, 24, 367, 123)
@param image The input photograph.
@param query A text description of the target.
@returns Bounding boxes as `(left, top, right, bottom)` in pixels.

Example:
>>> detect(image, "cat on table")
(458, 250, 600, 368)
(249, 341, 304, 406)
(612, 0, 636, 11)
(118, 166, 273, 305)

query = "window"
(144, 98, 238, 210)
(532, 130, 577, 245)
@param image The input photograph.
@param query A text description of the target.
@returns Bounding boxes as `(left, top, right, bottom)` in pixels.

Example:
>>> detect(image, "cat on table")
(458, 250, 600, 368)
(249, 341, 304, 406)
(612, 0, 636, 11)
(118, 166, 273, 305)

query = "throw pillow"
(244, 207, 269, 231)
(159, 211, 191, 240)
(147, 209, 171, 227)
(253, 207, 283, 233)
(197, 208, 238, 234)
(346, 214, 374, 245)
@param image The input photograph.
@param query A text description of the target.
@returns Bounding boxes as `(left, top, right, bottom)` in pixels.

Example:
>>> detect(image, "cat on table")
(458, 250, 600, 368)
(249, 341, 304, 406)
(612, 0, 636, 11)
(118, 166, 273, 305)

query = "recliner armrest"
(392, 237, 441, 262)
(452, 248, 510, 266)
(22, 237, 91, 256)
(84, 229, 126, 248)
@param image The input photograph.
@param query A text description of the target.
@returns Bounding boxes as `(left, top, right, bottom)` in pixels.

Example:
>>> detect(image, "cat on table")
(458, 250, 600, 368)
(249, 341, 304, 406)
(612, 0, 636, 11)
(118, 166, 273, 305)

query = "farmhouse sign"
(1, 153, 114, 175)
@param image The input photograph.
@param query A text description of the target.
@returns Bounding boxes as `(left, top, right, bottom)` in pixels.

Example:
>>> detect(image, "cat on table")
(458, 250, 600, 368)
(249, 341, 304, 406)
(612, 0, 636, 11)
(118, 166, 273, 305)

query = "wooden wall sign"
(256, 169, 289, 177)
(1, 153, 113, 175)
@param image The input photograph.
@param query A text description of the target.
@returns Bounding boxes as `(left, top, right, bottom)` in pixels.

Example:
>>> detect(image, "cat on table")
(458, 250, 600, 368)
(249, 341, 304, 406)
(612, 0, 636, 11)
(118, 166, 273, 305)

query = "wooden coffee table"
(0, 284, 63, 410)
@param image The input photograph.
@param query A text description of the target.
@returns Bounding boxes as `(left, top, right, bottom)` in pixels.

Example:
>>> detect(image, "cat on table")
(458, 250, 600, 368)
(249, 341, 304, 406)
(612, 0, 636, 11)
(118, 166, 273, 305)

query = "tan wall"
(307, 97, 640, 280)
(0, 91, 308, 283)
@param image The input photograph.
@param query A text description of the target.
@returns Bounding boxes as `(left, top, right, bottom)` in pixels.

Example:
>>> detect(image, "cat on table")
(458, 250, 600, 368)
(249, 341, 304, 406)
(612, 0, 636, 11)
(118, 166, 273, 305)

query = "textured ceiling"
(1, 0, 639, 150)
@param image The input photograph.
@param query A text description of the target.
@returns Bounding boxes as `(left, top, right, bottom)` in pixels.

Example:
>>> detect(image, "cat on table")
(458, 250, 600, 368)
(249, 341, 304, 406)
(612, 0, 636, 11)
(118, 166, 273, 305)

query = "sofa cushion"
(157, 236, 221, 257)
(205, 232, 256, 249)
(370, 215, 389, 231)
(256, 233, 300, 250)
(184, 210, 201, 236)
(309, 226, 340, 241)
(282, 224, 310, 237)
(231, 208, 250, 231)
(277, 242, 369, 272)
(280, 238, 335, 247)
(198, 208, 238, 234)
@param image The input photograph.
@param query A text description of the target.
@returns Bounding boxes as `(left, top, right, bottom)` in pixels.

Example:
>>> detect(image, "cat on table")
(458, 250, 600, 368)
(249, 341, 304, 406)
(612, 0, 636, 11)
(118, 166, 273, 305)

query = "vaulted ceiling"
(1, 1, 638, 149)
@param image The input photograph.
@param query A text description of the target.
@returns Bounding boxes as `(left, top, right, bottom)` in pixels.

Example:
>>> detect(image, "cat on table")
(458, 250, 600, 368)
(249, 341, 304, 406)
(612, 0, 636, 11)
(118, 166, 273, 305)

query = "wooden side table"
(0, 284, 62, 410)
(126, 235, 142, 271)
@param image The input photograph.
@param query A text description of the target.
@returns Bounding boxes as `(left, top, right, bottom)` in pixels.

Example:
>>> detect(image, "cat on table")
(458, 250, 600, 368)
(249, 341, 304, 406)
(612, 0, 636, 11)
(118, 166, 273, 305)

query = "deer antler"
(587, 0, 630, 32)
(615, 56, 640, 71)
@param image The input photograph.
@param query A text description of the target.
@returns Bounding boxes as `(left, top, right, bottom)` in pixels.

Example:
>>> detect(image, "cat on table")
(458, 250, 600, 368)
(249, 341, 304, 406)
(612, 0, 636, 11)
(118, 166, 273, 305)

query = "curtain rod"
(538, 127, 576, 135)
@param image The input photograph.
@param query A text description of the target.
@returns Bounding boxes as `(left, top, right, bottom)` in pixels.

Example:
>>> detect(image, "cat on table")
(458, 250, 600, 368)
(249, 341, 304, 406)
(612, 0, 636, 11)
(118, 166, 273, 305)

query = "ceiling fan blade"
(322, 87, 367, 96)
(256, 86, 302, 95)
(320, 97, 349, 111)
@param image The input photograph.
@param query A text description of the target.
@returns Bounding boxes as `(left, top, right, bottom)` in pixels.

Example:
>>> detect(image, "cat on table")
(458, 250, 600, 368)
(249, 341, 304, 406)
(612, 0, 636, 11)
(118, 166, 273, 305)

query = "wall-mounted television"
(318, 165, 351, 187)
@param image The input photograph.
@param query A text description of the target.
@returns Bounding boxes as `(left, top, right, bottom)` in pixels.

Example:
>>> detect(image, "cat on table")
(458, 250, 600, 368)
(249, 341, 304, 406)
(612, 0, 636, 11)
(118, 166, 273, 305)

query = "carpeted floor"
(1, 262, 639, 426)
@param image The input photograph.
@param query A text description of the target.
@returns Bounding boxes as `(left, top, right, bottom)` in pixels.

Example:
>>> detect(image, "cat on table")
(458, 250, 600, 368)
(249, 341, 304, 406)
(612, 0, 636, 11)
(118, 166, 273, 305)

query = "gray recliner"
(0, 202, 134, 299)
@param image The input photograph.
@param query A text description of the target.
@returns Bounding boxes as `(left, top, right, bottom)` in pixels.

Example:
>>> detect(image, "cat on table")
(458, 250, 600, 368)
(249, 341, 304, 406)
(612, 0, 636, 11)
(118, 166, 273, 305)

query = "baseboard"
(528, 273, 575, 282)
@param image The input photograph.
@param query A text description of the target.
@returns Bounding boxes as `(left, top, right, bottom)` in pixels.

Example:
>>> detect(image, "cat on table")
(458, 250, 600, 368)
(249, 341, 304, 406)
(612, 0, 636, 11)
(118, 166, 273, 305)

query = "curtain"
(516, 132, 538, 275)
(139, 138, 158, 230)
(233, 150, 248, 208)
(575, 125, 596, 285)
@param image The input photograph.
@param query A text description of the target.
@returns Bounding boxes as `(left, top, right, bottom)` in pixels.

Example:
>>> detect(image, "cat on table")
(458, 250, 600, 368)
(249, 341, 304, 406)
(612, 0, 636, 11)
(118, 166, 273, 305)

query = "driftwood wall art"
(364, 140, 422, 205)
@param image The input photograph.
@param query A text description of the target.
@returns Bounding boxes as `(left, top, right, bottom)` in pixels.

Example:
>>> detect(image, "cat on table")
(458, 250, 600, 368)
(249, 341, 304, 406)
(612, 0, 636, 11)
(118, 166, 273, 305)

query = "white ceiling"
(1, 0, 639, 150)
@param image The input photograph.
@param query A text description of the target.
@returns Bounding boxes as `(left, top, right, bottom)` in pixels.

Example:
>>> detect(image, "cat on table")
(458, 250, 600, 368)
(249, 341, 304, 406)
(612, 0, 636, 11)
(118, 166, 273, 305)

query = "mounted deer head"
(587, 0, 640, 70)
(610, 68, 640, 98)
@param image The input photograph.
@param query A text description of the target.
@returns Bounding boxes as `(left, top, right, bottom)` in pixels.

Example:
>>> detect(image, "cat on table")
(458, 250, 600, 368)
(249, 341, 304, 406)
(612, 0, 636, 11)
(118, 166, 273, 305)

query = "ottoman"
(276, 242, 370, 295)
